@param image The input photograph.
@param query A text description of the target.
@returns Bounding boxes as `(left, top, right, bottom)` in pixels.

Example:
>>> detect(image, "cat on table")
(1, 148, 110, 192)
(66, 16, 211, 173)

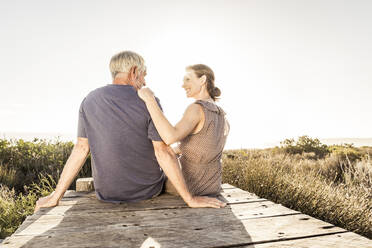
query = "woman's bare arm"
(138, 88, 202, 145)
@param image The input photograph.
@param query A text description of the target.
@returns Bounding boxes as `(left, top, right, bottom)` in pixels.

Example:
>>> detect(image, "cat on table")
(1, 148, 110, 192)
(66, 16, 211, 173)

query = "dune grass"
(222, 149, 372, 238)
(0, 175, 56, 238)
(0, 138, 91, 239)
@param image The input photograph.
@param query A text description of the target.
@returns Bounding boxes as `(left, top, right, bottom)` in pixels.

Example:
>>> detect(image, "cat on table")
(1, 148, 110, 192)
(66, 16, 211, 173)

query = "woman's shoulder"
(184, 102, 204, 117)
(194, 100, 226, 115)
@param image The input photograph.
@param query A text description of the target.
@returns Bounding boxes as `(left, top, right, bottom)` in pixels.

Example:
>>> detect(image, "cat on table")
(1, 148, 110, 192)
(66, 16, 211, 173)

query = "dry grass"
(222, 149, 372, 239)
(0, 138, 91, 239)
(0, 175, 55, 239)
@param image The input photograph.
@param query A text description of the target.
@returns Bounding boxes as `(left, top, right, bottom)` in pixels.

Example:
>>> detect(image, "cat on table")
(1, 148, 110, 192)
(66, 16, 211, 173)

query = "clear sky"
(1, 0, 371, 149)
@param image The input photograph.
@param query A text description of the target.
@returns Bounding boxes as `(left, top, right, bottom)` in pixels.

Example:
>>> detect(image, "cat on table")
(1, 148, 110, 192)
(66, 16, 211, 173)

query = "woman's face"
(182, 69, 203, 98)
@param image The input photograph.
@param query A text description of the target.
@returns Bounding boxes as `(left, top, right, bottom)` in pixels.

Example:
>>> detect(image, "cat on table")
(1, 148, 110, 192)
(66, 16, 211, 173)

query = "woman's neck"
(194, 90, 213, 102)
(198, 98, 214, 103)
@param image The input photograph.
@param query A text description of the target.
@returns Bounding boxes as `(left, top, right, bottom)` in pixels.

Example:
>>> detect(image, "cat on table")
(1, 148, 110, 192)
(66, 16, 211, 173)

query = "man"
(34, 51, 225, 212)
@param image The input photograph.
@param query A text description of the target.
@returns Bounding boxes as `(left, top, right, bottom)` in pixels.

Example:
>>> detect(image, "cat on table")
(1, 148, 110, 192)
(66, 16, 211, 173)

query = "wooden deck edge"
(209, 231, 351, 248)
(3, 181, 371, 248)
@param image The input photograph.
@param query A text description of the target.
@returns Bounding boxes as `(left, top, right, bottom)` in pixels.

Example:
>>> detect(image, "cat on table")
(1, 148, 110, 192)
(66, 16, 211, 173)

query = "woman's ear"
(200, 75, 207, 85)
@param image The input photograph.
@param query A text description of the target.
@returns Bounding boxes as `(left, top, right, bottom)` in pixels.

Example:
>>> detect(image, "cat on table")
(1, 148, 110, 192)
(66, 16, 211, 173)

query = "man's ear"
(129, 66, 138, 80)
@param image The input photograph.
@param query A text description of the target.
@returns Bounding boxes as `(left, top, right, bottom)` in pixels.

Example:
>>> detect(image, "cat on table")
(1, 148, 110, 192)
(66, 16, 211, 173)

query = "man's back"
(78, 84, 165, 202)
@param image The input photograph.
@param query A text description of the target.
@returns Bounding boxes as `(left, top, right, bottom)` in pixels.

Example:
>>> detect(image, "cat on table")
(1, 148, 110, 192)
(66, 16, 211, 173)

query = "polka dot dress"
(179, 100, 229, 196)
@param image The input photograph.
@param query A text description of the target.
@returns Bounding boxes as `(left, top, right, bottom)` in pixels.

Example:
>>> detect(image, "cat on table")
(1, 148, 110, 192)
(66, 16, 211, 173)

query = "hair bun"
(213, 87, 221, 97)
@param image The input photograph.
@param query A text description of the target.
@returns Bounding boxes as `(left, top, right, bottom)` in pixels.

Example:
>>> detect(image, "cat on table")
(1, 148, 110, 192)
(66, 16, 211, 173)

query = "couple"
(34, 51, 229, 212)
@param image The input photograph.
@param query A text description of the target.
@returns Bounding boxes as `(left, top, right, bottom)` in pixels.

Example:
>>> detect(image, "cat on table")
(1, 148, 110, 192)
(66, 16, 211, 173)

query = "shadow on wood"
(3, 183, 372, 248)
(3, 188, 256, 247)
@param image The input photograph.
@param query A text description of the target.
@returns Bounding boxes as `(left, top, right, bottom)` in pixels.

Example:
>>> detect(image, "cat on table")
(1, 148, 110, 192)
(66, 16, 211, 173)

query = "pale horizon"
(2, 131, 372, 149)
(1, 0, 371, 149)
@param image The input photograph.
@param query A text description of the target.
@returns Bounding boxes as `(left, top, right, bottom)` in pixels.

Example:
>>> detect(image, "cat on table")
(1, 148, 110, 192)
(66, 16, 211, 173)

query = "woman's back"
(179, 100, 229, 196)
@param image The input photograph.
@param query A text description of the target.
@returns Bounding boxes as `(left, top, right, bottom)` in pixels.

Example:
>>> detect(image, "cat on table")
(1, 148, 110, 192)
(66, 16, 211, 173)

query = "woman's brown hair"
(186, 64, 221, 101)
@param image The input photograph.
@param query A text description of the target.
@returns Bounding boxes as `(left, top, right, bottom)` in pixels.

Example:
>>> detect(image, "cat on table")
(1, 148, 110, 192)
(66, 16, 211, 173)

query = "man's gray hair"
(109, 51, 145, 79)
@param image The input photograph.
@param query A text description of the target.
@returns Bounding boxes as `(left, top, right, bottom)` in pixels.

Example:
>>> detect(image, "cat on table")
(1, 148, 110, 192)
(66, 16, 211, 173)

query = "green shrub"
(0, 138, 91, 193)
(328, 144, 364, 163)
(279, 135, 330, 159)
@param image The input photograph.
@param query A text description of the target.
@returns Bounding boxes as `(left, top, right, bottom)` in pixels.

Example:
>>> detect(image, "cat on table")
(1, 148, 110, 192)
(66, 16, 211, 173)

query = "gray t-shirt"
(78, 84, 165, 203)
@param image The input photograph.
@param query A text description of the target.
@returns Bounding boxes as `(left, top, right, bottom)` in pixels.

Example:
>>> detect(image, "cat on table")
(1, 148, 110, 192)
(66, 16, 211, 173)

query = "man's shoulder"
(79, 85, 110, 109)
(83, 85, 119, 103)
(88, 84, 138, 98)
(82, 84, 144, 110)
(86, 85, 110, 98)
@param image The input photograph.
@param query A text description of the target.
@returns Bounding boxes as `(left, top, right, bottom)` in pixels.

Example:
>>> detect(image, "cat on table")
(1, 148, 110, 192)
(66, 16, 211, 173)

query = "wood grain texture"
(75, 178, 95, 192)
(3, 182, 371, 248)
(244, 232, 372, 248)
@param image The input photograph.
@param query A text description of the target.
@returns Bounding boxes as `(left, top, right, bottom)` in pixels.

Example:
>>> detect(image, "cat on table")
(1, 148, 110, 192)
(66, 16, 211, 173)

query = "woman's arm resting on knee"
(34, 137, 90, 213)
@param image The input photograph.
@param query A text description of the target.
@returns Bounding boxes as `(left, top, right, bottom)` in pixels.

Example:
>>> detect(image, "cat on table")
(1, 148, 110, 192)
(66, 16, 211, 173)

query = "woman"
(138, 64, 229, 196)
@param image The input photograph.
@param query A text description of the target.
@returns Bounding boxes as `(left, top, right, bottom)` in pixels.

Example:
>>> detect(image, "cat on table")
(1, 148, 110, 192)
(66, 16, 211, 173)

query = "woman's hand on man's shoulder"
(138, 87, 155, 103)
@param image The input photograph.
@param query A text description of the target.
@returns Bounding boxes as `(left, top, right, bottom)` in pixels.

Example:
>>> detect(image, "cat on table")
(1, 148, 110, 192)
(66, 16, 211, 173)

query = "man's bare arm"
(152, 141, 225, 208)
(34, 137, 90, 213)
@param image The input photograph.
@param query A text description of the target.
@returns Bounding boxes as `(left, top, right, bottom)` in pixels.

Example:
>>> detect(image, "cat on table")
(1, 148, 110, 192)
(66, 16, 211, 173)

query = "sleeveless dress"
(178, 100, 229, 196)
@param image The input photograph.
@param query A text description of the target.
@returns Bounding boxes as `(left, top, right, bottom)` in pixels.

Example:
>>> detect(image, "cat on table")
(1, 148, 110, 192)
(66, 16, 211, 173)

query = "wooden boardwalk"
(2, 180, 371, 248)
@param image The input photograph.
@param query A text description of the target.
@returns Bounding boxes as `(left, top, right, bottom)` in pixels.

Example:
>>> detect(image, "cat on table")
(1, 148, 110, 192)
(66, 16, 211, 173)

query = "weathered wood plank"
(3, 184, 371, 248)
(5, 197, 351, 248)
(229, 201, 300, 219)
(3, 212, 350, 248)
(75, 177, 94, 192)
(25, 200, 299, 223)
(6, 231, 371, 248)
(17, 212, 348, 239)
(219, 187, 262, 203)
(32, 191, 266, 217)
(3, 214, 255, 248)
(243, 232, 372, 248)
(21, 200, 299, 225)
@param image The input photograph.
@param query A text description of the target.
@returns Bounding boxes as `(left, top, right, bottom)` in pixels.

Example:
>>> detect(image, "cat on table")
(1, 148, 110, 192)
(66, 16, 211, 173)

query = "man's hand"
(138, 87, 155, 103)
(186, 196, 227, 209)
(34, 193, 59, 213)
